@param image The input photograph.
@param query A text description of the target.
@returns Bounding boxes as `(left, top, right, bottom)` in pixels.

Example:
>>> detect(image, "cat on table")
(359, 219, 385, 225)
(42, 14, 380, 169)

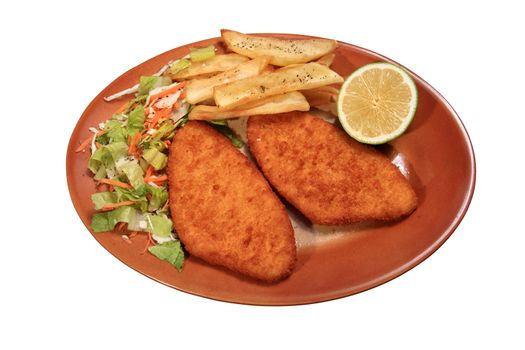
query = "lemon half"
(337, 62, 418, 144)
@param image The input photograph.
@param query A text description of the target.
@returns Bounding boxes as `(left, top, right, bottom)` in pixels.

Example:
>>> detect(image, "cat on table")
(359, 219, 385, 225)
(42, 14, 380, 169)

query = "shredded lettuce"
(139, 158, 149, 172)
(91, 212, 113, 232)
(93, 165, 107, 180)
(128, 105, 145, 135)
(141, 120, 176, 152)
(91, 192, 117, 210)
(190, 45, 215, 62)
(113, 186, 147, 212)
(88, 142, 127, 177)
(140, 76, 158, 94)
(148, 240, 184, 271)
(147, 185, 168, 212)
(120, 160, 145, 189)
(104, 120, 127, 143)
(95, 133, 110, 145)
(124, 95, 148, 113)
(88, 147, 109, 174)
(151, 121, 176, 143)
(142, 147, 168, 170)
(127, 213, 145, 232)
(207, 122, 245, 148)
(114, 185, 147, 200)
(105, 142, 129, 162)
(91, 205, 134, 232)
(175, 115, 189, 128)
(138, 75, 172, 95)
(169, 59, 191, 75)
(145, 213, 173, 236)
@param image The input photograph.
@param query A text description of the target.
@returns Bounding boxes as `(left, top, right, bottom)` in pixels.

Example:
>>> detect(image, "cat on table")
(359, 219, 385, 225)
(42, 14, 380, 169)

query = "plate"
(66, 34, 476, 305)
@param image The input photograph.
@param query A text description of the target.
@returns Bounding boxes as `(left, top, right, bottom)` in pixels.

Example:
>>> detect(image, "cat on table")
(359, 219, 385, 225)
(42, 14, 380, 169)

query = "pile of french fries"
(165, 30, 342, 121)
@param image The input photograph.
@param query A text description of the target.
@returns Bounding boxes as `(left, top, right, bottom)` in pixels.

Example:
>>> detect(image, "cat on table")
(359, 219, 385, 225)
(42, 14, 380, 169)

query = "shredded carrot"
(128, 131, 141, 156)
(148, 113, 162, 130)
(144, 175, 167, 183)
(161, 199, 169, 212)
(141, 232, 155, 254)
(96, 142, 102, 149)
(154, 175, 168, 182)
(98, 178, 132, 189)
(148, 81, 188, 102)
(75, 130, 108, 153)
(101, 200, 137, 211)
(145, 165, 155, 179)
(75, 136, 93, 152)
(148, 107, 172, 130)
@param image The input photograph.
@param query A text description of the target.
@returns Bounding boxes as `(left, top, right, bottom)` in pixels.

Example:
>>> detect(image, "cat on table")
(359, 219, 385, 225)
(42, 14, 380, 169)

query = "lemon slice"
(337, 62, 418, 144)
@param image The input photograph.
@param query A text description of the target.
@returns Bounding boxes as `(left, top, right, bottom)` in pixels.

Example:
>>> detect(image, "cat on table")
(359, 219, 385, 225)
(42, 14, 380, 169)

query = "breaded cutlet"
(168, 121, 296, 282)
(247, 112, 417, 225)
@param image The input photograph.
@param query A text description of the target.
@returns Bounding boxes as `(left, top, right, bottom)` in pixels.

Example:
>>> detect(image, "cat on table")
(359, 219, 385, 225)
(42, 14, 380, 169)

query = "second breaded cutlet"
(168, 121, 296, 282)
(247, 112, 417, 225)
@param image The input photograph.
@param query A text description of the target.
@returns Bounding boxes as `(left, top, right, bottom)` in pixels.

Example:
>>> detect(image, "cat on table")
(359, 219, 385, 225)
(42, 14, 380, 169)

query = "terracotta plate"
(67, 34, 476, 305)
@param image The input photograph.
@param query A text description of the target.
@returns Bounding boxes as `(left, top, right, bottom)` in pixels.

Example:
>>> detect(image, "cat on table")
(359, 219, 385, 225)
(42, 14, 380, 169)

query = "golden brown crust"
(247, 112, 418, 225)
(168, 121, 296, 282)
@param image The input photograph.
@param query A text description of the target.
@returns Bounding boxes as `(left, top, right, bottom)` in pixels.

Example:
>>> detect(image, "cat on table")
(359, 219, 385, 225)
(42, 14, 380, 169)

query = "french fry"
(185, 56, 270, 104)
(312, 85, 340, 96)
(213, 62, 343, 109)
(188, 91, 309, 121)
(315, 102, 338, 116)
(315, 52, 336, 66)
(302, 91, 333, 107)
(301, 86, 339, 106)
(198, 98, 216, 106)
(221, 29, 338, 66)
(260, 65, 275, 75)
(167, 54, 249, 80)
(181, 72, 220, 80)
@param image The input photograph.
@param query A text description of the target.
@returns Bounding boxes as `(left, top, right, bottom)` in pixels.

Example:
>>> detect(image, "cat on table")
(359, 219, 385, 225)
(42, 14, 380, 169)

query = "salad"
(76, 45, 243, 271)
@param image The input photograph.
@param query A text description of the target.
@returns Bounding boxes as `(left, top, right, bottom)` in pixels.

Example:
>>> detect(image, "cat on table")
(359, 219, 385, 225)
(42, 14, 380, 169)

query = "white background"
(1, 1, 524, 349)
